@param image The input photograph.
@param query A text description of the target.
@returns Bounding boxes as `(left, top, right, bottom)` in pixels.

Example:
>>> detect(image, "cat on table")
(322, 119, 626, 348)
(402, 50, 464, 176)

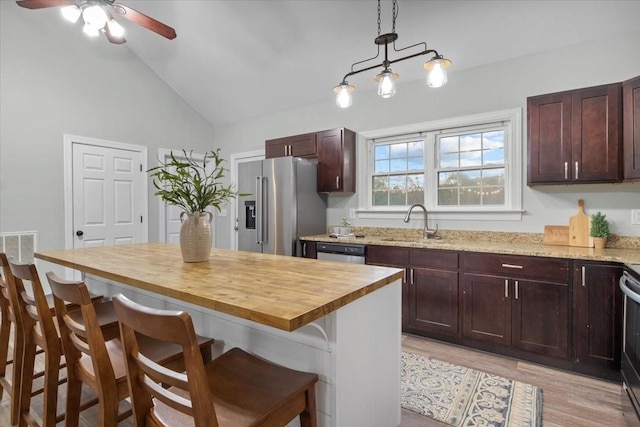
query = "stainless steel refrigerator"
(236, 157, 327, 256)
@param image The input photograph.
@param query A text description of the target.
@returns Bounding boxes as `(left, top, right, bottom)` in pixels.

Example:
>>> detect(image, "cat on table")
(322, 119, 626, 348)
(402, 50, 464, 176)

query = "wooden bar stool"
(46, 272, 215, 427)
(6, 258, 115, 427)
(1, 253, 109, 426)
(113, 293, 319, 427)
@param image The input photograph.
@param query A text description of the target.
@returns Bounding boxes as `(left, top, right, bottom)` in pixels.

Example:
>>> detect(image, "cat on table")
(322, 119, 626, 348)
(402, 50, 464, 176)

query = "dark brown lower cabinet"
(573, 261, 623, 371)
(461, 252, 570, 359)
(409, 267, 459, 337)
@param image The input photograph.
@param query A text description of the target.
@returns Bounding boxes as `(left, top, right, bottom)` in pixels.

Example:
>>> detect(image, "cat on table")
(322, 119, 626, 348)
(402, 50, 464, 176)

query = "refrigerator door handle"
(256, 176, 266, 244)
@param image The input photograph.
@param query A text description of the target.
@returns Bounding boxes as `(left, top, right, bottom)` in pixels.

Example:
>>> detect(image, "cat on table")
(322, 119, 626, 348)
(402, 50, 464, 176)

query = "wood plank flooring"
(0, 333, 628, 426)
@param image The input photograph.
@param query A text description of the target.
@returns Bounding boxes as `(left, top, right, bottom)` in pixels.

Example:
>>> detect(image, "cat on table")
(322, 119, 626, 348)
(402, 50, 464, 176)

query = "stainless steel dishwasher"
(316, 242, 366, 264)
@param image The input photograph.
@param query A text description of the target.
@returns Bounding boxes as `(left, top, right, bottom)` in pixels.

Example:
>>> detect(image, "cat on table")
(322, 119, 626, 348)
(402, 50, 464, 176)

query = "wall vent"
(0, 231, 38, 263)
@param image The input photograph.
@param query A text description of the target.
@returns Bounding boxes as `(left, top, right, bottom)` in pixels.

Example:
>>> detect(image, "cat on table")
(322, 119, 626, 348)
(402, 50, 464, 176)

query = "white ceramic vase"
(179, 212, 213, 262)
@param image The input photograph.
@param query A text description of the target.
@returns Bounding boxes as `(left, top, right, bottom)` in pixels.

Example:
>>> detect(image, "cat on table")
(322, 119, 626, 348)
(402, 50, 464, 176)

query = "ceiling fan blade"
(112, 3, 176, 40)
(16, 0, 73, 9)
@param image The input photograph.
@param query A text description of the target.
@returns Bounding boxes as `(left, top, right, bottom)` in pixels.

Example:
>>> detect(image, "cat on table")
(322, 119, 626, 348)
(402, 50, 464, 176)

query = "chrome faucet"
(404, 203, 438, 239)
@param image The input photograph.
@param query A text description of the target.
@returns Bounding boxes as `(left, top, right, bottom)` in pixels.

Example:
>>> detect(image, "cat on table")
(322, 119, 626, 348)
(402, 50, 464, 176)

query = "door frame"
(63, 134, 149, 250)
(229, 150, 264, 250)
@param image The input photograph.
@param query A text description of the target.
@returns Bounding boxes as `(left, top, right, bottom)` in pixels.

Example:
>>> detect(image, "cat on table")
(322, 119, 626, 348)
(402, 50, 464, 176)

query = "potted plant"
(590, 211, 610, 249)
(148, 149, 240, 262)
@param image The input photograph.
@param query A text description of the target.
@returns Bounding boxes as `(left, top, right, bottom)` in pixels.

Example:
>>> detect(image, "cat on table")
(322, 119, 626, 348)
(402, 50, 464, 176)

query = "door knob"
(76, 230, 84, 237)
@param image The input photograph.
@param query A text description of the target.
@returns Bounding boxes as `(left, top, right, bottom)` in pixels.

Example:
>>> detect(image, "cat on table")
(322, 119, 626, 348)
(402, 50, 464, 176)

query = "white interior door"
(67, 136, 147, 249)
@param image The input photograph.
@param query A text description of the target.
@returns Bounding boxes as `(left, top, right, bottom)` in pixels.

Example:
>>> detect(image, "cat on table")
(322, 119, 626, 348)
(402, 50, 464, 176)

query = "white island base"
(86, 276, 402, 427)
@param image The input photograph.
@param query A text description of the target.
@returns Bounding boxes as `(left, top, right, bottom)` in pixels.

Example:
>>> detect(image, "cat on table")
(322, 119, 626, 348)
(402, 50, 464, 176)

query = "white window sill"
(355, 209, 525, 221)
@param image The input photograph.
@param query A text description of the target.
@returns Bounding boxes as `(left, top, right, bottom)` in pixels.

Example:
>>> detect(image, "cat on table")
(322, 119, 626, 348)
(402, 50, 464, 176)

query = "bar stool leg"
(41, 347, 61, 427)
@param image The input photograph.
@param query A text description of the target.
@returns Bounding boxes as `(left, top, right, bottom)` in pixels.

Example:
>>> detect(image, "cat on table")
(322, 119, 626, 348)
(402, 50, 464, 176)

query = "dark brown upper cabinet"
(265, 128, 356, 193)
(527, 83, 622, 185)
(623, 75, 640, 181)
(265, 132, 317, 159)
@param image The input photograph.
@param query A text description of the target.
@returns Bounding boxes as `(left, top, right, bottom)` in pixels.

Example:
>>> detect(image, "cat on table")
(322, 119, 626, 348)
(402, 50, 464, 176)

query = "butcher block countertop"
(35, 243, 403, 332)
(302, 228, 640, 264)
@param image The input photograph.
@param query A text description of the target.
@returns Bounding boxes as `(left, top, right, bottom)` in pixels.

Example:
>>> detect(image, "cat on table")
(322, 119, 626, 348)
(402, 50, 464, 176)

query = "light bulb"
(376, 69, 397, 99)
(82, 4, 108, 31)
(61, 5, 81, 23)
(106, 19, 125, 39)
(333, 83, 354, 108)
(82, 23, 100, 37)
(424, 57, 452, 88)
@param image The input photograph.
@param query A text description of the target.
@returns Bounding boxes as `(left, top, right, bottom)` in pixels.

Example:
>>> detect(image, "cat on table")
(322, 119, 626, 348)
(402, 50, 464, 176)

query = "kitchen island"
(35, 243, 404, 427)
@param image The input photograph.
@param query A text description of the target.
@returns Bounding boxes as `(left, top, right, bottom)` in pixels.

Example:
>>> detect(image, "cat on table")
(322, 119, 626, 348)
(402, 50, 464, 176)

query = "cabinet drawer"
(409, 248, 458, 270)
(366, 245, 409, 267)
(462, 252, 570, 282)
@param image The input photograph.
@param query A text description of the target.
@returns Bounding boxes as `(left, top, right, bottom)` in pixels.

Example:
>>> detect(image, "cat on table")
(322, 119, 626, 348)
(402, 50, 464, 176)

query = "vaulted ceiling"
(22, 1, 640, 127)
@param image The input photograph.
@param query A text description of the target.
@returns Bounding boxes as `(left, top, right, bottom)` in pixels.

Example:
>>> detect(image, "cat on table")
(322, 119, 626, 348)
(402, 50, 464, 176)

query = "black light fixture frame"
(336, 0, 448, 87)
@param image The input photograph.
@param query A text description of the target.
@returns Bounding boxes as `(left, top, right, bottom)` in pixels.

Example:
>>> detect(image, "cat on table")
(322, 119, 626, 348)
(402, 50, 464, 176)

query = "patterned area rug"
(401, 351, 542, 427)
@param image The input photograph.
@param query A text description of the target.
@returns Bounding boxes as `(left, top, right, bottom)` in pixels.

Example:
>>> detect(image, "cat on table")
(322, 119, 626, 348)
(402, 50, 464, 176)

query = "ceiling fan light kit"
(16, 0, 177, 44)
(333, 0, 452, 108)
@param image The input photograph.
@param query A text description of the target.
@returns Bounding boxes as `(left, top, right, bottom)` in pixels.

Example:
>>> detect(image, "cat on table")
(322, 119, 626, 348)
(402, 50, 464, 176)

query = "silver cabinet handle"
(410, 268, 414, 285)
(302, 242, 307, 257)
(581, 265, 586, 287)
(403, 268, 407, 284)
(501, 263, 523, 269)
(575, 161, 579, 180)
(256, 176, 266, 244)
(515, 280, 519, 299)
(505, 279, 509, 298)
(336, 176, 340, 189)
(564, 162, 568, 180)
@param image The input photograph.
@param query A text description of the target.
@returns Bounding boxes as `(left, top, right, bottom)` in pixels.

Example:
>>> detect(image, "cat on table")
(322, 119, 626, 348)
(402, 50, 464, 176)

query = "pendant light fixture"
(332, 0, 452, 108)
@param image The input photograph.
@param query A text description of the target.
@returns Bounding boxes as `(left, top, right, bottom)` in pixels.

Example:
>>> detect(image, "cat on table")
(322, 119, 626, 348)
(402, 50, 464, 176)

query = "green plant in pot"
(148, 149, 240, 262)
(590, 211, 610, 249)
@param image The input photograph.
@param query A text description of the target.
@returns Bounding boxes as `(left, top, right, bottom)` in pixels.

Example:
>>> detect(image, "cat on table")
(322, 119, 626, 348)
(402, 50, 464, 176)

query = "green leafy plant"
(341, 217, 351, 227)
(148, 149, 241, 213)
(590, 212, 610, 238)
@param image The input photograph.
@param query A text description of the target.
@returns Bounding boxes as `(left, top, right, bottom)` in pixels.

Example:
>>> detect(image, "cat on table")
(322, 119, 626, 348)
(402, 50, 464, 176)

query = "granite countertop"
(301, 228, 640, 265)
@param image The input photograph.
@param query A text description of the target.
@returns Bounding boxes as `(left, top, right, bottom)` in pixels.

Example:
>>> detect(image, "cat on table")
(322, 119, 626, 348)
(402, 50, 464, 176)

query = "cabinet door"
(265, 133, 317, 159)
(265, 139, 288, 159)
(624, 75, 640, 181)
(461, 274, 511, 346)
(317, 128, 356, 193)
(571, 84, 621, 182)
(527, 92, 572, 184)
(573, 262, 623, 370)
(302, 241, 317, 259)
(408, 267, 459, 336)
(512, 278, 569, 359)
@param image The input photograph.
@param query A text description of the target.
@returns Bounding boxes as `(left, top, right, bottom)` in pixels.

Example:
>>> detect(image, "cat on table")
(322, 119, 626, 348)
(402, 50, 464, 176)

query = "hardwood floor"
(0, 333, 628, 426)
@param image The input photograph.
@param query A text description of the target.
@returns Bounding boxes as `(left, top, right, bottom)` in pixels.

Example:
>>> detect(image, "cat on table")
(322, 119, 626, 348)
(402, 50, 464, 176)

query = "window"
(357, 109, 522, 220)
(437, 128, 506, 207)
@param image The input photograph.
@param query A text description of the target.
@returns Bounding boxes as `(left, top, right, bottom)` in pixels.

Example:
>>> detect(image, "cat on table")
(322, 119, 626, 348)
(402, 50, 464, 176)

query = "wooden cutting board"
(543, 225, 570, 246)
(569, 199, 594, 248)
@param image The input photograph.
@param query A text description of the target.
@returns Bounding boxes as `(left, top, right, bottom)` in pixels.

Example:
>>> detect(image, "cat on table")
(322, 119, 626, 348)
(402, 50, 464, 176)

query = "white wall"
(213, 30, 640, 248)
(0, 3, 216, 250)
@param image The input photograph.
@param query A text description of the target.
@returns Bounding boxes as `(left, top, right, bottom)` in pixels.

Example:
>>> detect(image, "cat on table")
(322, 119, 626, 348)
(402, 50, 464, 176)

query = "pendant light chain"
(377, 0, 381, 36)
(392, 0, 397, 35)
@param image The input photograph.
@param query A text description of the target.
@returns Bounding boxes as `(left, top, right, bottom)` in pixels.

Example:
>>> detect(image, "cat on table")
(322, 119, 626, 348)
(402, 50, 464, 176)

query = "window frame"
(356, 108, 523, 221)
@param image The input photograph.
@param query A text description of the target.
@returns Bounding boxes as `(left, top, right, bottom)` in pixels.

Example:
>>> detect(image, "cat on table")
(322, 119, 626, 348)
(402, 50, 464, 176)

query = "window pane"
(459, 186, 481, 205)
(460, 133, 481, 152)
(481, 168, 505, 186)
(408, 157, 423, 171)
(375, 145, 389, 160)
(375, 159, 389, 173)
(372, 176, 389, 190)
(373, 191, 388, 205)
(438, 172, 458, 188)
(390, 158, 407, 172)
(439, 137, 458, 154)
(407, 141, 423, 157)
(440, 152, 459, 168)
(389, 143, 407, 159)
(438, 188, 458, 205)
(407, 173, 424, 204)
(483, 186, 505, 204)
(460, 150, 482, 167)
